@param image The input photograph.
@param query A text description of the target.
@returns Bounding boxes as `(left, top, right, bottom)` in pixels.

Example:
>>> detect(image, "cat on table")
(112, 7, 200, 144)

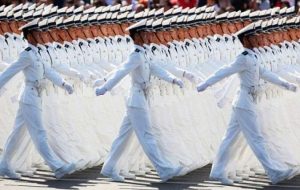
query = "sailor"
(197, 22, 299, 185)
(0, 19, 76, 179)
(95, 19, 184, 182)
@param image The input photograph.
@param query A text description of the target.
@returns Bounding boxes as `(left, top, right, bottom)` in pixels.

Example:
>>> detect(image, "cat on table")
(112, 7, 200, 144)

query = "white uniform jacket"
(0, 44, 65, 109)
(102, 45, 177, 109)
(204, 48, 290, 111)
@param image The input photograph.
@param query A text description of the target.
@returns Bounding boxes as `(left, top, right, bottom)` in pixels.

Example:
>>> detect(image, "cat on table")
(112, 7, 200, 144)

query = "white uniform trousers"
(1, 103, 64, 171)
(210, 107, 288, 182)
(102, 107, 174, 177)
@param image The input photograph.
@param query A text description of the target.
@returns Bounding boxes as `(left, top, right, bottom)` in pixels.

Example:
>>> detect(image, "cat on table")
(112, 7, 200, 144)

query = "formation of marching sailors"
(0, 2, 300, 185)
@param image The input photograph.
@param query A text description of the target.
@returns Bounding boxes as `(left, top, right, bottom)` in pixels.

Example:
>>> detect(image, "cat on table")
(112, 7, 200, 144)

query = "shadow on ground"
(1, 165, 300, 190)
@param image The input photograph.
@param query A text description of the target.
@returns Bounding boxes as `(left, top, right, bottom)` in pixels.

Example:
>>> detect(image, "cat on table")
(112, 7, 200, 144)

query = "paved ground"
(0, 165, 300, 190)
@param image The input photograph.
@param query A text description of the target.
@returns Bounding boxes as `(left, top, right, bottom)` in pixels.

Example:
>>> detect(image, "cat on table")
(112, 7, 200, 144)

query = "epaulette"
(242, 51, 248, 55)
(135, 48, 140, 53)
(25, 47, 32, 51)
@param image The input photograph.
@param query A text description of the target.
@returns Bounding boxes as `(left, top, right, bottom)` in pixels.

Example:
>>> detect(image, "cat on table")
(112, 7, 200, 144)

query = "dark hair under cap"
(126, 18, 147, 38)
(19, 18, 40, 39)
(235, 22, 255, 42)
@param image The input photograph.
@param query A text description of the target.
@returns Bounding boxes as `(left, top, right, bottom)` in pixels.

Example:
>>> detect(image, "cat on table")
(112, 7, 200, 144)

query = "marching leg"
(210, 109, 242, 185)
(236, 108, 297, 184)
(128, 107, 182, 181)
(0, 106, 27, 179)
(101, 113, 134, 181)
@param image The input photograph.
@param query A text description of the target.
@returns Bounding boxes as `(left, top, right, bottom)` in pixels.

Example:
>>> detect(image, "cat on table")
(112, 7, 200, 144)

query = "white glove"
(184, 71, 197, 83)
(197, 82, 209, 92)
(173, 78, 184, 88)
(95, 87, 107, 96)
(63, 82, 74, 94)
(93, 78, 106, 88)
(283, 82, 297, 92)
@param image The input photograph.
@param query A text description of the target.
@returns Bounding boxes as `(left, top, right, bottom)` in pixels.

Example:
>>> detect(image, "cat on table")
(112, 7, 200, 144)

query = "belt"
(132, 82, 152, 97)
(132, 82, 151, 90)
(240, 85, 259, 102)
(25, 80, 47, 97)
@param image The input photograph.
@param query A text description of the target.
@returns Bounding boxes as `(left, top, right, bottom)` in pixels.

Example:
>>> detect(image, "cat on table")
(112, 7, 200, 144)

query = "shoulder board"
(25, 47, 32, 51)
(242, 51, 248, 55)
(135, 48, 140, 53)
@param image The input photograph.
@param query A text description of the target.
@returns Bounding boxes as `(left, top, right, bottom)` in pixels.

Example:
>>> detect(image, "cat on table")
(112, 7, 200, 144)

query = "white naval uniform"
(100, 45, 180, 179)
(0, 35, 10, 64)
(201, 48, 295, 183)
(0, 44, 67, 171)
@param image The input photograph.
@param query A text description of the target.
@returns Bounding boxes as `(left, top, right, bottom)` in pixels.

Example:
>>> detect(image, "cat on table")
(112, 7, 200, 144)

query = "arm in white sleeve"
(158, 61, 186, 78)
(204, 55, 247, 86)
(97, 60, 117, 72)
(277, 70, 300, 84)
(0, 51, 31, 89)
(44, 63, 65, 88)
(150, 63, 177, 83)
(53, 63, 81, 78)
(260, 66, 290, 87)
(102, 53, 141, 91)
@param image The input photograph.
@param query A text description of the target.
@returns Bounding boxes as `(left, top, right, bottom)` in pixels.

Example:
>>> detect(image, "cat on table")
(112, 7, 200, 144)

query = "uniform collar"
(95, 37, 104, 42)
(160, 44, 168, 50)
(52, 42, 63, 48)
(172, 40, 182, 46)
(270, 44, 278, 49)
(150, 43, 161, 50)
(244, 47, 256, 55)
(14, 33, 22, 40)
(4, 33, 13, 38)
(143, 44, 151, 51)
(72, 40, 79, 45)
(77, 38, 88, 45)
(45, 42, 54, 47)
(264, 46, 272, 52)
(134, 44, 145, 53)
(167, 42, 175, 48)
(252, 47, 260, 53)
(258, 47, 266, 53)
(28, 43, 38, 52)
(37, 43, 47, 50)
(87, 38, 95, 43)
(64, 41, 73, 46)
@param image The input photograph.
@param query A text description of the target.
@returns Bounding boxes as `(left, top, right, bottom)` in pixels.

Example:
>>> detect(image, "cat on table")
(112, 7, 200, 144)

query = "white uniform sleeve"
(150, 63, 177, 83)
(158, 61, 186, 78)
(52, 63, 80, 78)
(205, 55, 247, 86)
(0, 51, 31, 89)
(276, 69, 300, 84)
(103, 53, 141, 91)
(260, 66, 289, 87)
(97, 60, 117, 72)
(44, 63, 65, 87)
